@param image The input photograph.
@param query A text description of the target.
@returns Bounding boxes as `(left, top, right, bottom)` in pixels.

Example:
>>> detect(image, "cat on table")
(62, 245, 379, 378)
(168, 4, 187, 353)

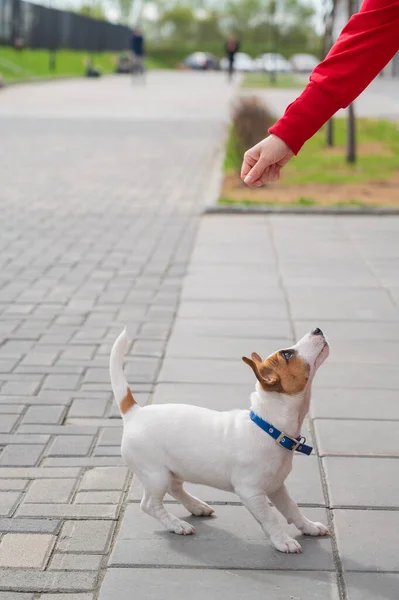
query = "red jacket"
(269, 0, 399, 154)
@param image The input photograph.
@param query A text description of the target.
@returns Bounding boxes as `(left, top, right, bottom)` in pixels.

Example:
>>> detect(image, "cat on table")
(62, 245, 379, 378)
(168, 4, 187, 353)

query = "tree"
(79, 3, 106, 20)
(346, 0, 357, 163)
(118, 0, 134, 24)
(160, 5, 197, 40)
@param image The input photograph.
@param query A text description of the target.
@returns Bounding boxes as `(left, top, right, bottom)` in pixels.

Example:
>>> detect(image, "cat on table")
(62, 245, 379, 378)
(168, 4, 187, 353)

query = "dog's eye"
(281, 350, 293, 361)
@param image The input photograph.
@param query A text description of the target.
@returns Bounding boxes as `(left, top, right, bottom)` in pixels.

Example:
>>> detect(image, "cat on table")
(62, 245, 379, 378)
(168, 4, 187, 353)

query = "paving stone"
(21, 406, 66, 425)
(0, 491, 22, 516)
(57, 520, 115, 553)
(24, 479, 76, 504)
(0, 594, 34, 600)
(66, 419, 121, 428)
(0, 414, 20, 433)
(18, 426, 97, 436)
(334, 509, 399, 571)
(158, 358, 254, 385)
(92, 447, 121, 457)
(0, 570, 96, 592)
(79, 467, 129, 491)
(15, 504, 118, 520)
(178, 301, 288, 320)
(42, 375, 80, 391)
(39, 594, 93, 600)
(166, 334, 292, 360)
(171, 318, 292, 339)
(0, 435, 50, 445)
(311, 388, 399, 419)
(0, 404, 25, 414)
(42, 458, 124, 468)
(75, 491, 123, 505)
(0, 480, 27, 491)
(153, 382, 253, 410)
(49, 553, 103, 571)
(68, 398, 109, 418)
(0, 445, 44, 466)
(324, 456, 399, 508)
(0, 518, 61, 534)
(0, 468, 80, 479)
(99, 569, 339, 600)
(46, 435, 94, 457)
(110, 504, 333, 569)
(20, 350, 59, 366)
(0, 533, 56, 569)
(345, 573, 399, 600)
(61, 346, 96, 360)
(97, 429, 123, 446)
(1, 380, 43, 396)
(315, 362, 399, 389)
(315, 419, 399, 456)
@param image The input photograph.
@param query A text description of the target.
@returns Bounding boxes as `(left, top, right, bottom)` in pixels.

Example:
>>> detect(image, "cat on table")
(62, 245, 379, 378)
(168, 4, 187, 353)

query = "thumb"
(244, 155, 271, 185)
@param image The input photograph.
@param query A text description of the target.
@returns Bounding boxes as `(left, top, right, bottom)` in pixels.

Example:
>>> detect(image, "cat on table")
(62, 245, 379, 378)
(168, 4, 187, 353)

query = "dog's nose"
(312, 328, 323, 336)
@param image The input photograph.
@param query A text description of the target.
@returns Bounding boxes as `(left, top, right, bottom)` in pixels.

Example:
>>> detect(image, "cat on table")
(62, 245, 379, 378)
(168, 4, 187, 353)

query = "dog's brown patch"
(242, 351, 309, 395)
(120, 387, 136, 414)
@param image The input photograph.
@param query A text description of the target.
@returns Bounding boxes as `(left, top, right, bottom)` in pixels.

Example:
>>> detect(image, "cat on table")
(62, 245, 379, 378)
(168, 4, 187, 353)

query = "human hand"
(241, 134, 294, 186)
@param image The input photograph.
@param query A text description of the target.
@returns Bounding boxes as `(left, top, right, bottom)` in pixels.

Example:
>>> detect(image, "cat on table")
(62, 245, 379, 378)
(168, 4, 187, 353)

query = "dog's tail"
(109, 327, 139, 418)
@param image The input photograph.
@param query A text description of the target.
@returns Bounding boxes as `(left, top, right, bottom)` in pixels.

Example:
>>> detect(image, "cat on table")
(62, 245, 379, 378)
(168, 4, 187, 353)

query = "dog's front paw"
(190, 501, 215, 517)
(300, 520, 329, 537)
(271, 534, 303, 554)
(170, 519, 196, 535)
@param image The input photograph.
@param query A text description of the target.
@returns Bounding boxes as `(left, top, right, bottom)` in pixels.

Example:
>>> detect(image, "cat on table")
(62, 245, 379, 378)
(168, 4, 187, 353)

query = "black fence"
(0, 0, 131, 51)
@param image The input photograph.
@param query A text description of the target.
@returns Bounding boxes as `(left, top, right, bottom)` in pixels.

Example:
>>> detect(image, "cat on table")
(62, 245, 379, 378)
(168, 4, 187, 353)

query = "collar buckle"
(276, 431, 300, 452)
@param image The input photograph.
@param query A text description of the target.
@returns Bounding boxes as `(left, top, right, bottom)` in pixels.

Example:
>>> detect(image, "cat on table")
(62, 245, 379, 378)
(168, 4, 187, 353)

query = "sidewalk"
(0, 72, 399, 600)
(100, 214, 399, 600)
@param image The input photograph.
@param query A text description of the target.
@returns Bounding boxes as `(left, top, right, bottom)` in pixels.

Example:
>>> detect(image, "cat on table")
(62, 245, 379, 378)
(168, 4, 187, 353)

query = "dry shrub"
(232, 96, 275, 165)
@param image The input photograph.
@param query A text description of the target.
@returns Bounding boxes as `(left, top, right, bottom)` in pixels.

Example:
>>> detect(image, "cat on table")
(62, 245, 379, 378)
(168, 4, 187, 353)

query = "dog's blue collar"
(249, 411, 313, 455)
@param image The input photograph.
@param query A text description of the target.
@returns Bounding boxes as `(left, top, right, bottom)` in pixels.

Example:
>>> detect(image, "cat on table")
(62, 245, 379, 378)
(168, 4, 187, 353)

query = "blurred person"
(225, 35, 240, 82)
(131, 26, 145, 76)
(241, 0, 399, 187)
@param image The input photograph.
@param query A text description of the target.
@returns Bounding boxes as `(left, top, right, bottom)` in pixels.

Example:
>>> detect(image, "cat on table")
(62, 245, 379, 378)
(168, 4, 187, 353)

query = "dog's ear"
(242, 355, 280, 390)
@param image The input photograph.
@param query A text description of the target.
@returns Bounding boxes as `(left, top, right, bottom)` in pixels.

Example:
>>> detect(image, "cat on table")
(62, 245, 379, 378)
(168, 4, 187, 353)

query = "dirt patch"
(221, 172, 399, 207)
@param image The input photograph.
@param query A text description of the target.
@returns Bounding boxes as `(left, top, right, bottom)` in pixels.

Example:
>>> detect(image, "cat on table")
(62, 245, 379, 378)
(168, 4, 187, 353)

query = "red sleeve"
(269, 0, 399, 154)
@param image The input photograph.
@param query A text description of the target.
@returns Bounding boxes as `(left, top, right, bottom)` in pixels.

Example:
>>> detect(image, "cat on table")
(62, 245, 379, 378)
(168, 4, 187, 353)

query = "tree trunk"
(324, 0, 337, 146)
(346, 0, 357, 163)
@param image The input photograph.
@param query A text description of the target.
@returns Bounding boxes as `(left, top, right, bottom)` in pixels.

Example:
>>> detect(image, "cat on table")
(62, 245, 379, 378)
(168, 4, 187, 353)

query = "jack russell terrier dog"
(110, 327, 329, 553)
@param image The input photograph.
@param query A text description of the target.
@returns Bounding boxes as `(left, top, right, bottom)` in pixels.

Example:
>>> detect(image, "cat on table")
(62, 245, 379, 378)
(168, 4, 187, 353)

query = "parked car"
(255, 53, 292, 73)
(182, 52, 220, 70)
(220, 52, 255, 72)
(290, 53, 319, 72)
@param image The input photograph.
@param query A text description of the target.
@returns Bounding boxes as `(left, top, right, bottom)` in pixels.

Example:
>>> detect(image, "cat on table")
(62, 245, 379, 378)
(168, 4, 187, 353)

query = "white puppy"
(110, 327, 329, 553)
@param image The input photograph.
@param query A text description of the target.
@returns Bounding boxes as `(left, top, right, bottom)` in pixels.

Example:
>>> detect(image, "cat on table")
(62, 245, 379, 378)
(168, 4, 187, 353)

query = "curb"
(204, 204, 399, 216)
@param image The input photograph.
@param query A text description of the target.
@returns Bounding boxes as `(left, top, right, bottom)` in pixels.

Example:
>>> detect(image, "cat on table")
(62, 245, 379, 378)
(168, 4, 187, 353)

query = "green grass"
(0, 47, 170, 82)
(242, 72, 304, 89)
(223, 118, 399, 186)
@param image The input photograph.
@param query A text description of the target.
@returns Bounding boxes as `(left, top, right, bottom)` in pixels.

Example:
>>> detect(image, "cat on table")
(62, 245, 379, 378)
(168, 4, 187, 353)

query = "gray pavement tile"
(323, 457, 399, 508)
(49, 553, 103, 571)
(181, 281, 284, 301)
(1, 380, 43, 396)
(46, 435, 94, 457)
(314, 363, 399, 389)
(0, 519, 61, 534)
(68, 398, 109, 418)
(97, 429, 123, 446)
(15, 503, 118, 519)
(99, 569, 339, 600)
(74, 491, 123, 504)
(110, 504, 333, 569)
(0, 533, 56, 568)
(325, 340, 399, 365)
(17, 425, 97, 435)
(311, 388, 399, 420)
(177, 301, 288, 320)
(166, 335, 293, 360)
(42, 375, 80, 391)
(294, 320, 399, 341)
(24, 479, 76, 504)
(152, 383, 253, 410)
(158, 358, 254, 385)
(0, 435, 50, 445)
(315, 419, 399, 456)
(57, 520, 115, 553)
(0, 445, 44, 467)
(171, 318, 292, 339)
(42, 458, 124, 467)
(0, 404, 25, 414)
(0, 570, 96, 593)
(0, 414, 20, 433)
(334, 509, 399, 572)
(79, 467, 129, 491)
(0, 480, 27, 491)
(21, 406, 66, 425)
(20, 349, 59, 366)
(345, 573, 399, 600)
(0, 491, 22, 516)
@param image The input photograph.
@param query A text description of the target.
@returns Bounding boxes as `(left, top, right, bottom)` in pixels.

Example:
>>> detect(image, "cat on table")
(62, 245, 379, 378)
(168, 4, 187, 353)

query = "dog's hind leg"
(168, 479, 214, 517)
(140, 471, 196, 535)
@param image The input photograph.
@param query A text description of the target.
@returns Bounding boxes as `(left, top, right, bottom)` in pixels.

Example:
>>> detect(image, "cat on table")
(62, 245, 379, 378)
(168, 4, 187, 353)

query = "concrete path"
(1, 72, 399, 600)
(251, 77, 399, 120)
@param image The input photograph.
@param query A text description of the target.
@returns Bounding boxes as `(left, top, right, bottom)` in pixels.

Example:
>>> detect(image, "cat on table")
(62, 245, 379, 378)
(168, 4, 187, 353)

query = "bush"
(232, 96, 275, 172)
